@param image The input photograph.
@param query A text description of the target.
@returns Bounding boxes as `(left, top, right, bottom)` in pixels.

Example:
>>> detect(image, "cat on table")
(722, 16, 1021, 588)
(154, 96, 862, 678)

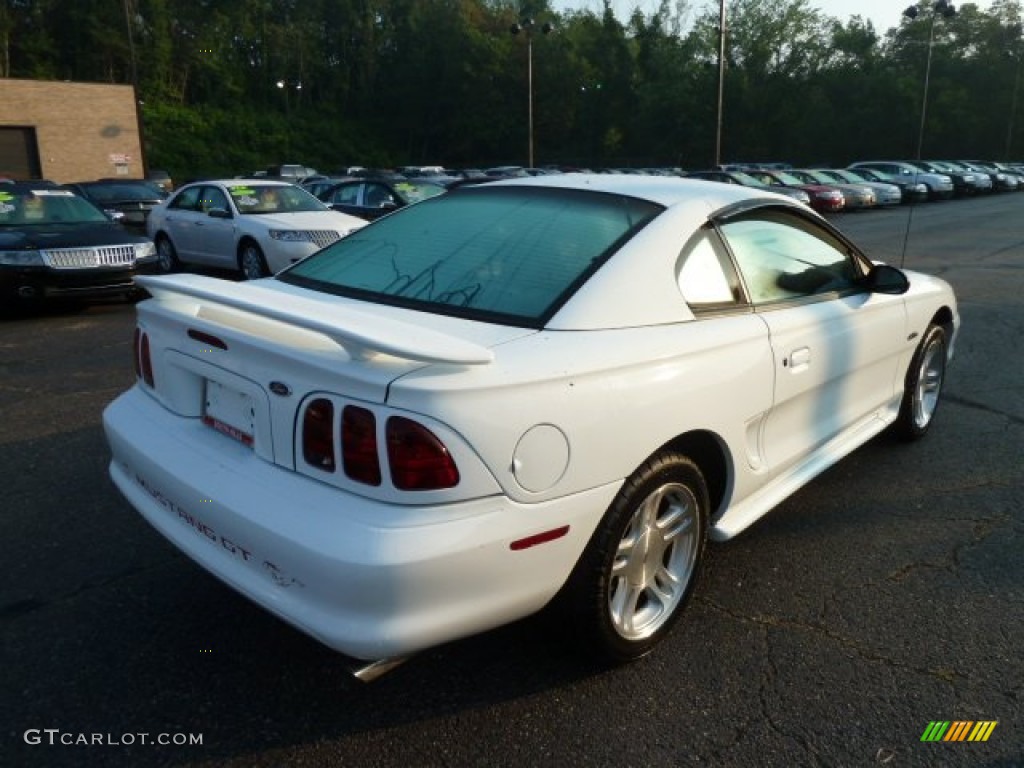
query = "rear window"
(278, 186, 661, 326)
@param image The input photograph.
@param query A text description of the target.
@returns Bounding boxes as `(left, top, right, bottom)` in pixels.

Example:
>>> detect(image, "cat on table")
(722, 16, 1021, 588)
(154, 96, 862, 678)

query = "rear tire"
(895, 323, 947, 441)
(563, 451, 708, 662)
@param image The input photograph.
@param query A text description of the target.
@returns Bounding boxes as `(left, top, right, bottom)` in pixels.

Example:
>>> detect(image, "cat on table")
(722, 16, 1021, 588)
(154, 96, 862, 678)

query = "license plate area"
(203, 379, 255, 447)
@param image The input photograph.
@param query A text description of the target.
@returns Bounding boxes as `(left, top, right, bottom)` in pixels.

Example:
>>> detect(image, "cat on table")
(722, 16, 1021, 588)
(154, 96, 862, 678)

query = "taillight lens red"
(342, 406, 381, 486)
(132, 327, 141, 379)
(136, 329, 155, 387)
(302, 398, 336, 471)
(386, 416, 459, 490)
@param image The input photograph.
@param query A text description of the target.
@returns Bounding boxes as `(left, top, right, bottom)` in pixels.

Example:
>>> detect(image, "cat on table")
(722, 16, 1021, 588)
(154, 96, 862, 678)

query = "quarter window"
(677, 229, 743, 309)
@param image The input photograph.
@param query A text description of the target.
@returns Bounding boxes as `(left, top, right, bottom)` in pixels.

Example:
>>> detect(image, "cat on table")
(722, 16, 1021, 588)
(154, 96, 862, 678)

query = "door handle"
(786, 347, 811, 370)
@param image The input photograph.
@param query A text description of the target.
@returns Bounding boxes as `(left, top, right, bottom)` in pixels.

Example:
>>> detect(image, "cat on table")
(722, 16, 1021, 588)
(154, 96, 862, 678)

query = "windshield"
(732, 172, 768, 187)
(227, 184, 329, 215)
(0, 188, 110, 225)
(828, 170, 859, 183)
(775, 172, 806, 186)
(798, 170, 832, 184)
(866, 170, 896, 182)
(279, 186, 662, 327)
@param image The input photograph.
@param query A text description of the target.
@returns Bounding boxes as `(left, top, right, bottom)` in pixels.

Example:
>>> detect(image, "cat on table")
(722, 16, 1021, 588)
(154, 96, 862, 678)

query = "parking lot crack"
(0, 558, 177, 621)
(944, 393, 1024, 426)
(698, 597, 969, 687)
(757, 624, 826, 765)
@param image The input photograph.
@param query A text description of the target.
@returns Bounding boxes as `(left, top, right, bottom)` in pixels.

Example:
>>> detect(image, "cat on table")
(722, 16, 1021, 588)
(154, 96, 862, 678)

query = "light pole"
(903, 1, 956, 160)
(510, 17, 553, 168)
(1006, 24, 1023, 160)
(715, 0, 726, 168)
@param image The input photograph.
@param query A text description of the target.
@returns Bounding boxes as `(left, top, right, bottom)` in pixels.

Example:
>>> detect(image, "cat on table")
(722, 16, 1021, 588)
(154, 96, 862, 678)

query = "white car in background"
(147, 179, 366, 279)
(848, 161, 955, 200)
(106, 175, 958, 680)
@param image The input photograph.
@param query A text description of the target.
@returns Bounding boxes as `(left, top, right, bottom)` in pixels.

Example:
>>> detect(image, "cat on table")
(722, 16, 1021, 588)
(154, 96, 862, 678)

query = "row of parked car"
(710, 159, 1024, 211)
(1, 156, 1018, 309)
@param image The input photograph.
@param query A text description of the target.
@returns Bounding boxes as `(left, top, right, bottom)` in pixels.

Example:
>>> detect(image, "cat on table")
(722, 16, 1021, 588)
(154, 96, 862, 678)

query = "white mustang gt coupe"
(103, 175, 958, 680)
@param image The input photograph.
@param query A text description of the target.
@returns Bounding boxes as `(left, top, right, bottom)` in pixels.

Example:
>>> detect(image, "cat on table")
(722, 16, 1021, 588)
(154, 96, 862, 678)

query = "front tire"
(895, 323, 948, 441)
(239, 242, 268, 280)
(564, 452, 708, 662)
(155, 235, 179, 274)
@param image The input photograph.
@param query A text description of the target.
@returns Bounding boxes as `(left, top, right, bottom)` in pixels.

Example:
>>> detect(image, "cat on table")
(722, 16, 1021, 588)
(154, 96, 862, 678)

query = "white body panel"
(107, 175, 960, 662)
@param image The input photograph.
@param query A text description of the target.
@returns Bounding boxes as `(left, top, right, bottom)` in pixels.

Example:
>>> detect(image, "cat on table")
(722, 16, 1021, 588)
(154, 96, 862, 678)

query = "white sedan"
(146, 179, 366, 279)
(104, 175, 958, 680)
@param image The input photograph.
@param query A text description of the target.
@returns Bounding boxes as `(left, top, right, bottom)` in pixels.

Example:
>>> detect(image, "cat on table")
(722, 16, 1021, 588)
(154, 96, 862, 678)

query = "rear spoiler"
(135, 274, 494, 365)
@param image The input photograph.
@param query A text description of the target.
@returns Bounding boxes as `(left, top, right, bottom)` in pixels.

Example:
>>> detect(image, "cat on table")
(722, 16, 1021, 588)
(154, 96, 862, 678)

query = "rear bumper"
(103, 386, 614, 660)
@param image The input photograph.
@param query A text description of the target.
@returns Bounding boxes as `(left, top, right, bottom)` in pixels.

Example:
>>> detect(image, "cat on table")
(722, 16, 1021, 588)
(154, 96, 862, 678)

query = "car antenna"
(899, 193, 916, 269)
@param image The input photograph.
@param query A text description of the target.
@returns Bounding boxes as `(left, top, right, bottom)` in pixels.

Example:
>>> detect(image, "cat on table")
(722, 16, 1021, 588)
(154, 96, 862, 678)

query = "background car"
(317, 178, 448, 220)
(848, 161, 954, 200)
(788, 169, 876, 209)
(810, 168, 902, 207)
(146, 179, 367, 279)
(104, 175, 958, 677)
(958, 160, 1017, 192)
(146, 169, 175, 194)
(686, 169, 813, 206)
(0, 183, 157, 306)
(265, 164, 319, 182)
(744, 168, 846, 213)
(62, 179, 168, 232)
(934, 161, 993, 194)
(908, 160, 979, 196)
(851, 166, 929, 203)
(300, 175, 354, 200)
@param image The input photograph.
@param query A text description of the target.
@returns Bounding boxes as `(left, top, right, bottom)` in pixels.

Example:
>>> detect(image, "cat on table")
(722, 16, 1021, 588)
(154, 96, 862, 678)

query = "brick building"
(0, 78, 145, 182)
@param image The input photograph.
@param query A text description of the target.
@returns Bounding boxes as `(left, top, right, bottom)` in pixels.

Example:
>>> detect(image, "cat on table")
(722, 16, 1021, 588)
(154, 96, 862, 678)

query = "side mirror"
(208, 208, 232, 219)
(865, 264, 909, 295)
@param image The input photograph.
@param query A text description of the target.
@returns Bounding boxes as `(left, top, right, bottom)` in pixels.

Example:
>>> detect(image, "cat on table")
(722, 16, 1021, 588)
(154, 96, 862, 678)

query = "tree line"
(1, 0, 1022, 179)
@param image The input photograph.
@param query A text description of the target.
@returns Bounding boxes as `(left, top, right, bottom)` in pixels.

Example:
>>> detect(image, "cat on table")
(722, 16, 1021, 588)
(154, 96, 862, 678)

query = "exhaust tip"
(349, 655, 411, 683)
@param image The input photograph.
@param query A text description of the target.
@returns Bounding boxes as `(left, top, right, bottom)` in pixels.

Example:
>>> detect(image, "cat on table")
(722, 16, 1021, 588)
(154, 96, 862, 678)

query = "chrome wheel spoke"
(607, 481, 701, 641)
(610, 579, 644, 634)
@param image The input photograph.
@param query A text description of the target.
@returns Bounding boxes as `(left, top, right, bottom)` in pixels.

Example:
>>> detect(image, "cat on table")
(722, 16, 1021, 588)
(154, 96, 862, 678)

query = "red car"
(745, 169, 845, 213)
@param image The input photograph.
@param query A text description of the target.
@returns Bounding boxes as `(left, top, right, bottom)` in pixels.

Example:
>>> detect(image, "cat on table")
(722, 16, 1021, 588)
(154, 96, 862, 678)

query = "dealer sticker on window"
(203, 380, 255, 446)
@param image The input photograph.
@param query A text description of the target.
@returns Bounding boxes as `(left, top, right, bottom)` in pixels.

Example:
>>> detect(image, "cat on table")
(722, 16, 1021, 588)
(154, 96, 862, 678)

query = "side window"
(677, 229, 743, 310)
(720, 210, 862, 305)
(200, 187, 229, 213)
(330, 184, 360, 206)
(169, 187, 201, 211)
(364, 183, 394, 208)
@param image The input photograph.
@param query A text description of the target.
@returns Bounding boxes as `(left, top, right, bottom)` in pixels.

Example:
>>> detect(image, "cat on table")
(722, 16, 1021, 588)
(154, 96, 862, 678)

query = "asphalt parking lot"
(1, 194, 1021, 767)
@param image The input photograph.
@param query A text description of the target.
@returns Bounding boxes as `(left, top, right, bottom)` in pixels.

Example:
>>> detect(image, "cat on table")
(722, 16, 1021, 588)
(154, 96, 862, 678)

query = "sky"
(553, 0, 997, 34)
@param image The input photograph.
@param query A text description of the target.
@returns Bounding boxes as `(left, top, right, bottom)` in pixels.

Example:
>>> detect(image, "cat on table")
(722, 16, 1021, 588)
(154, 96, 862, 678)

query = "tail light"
(134, 327, 155, 387)
(132, 327, 141, 379)
(302, 398, 335, 471)
(342, 406, 381, 486)
(300, 401, 458, 491)
(387, 416, 459, 490)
